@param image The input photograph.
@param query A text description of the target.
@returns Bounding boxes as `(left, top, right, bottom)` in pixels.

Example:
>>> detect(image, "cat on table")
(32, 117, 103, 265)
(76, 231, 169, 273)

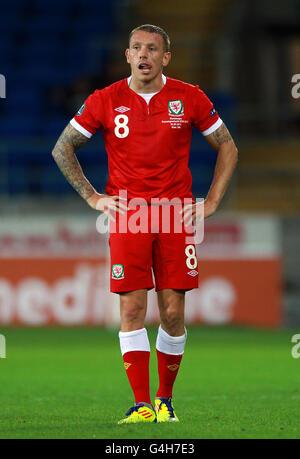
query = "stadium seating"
(0, 0, 234, 199)
(0, 0, 116, 128)
(0, 0, 117, 195)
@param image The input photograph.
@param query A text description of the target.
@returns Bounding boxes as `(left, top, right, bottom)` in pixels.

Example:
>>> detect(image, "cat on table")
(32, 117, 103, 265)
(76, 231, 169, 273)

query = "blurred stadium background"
(0, 0, 299, 328)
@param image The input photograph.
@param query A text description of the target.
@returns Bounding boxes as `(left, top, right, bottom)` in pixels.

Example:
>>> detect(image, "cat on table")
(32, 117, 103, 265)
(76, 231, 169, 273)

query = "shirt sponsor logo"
(112, 263, 124, 279)
(168, 100, 184, 116)
(187, 269, 198, 277)
(114, 106, 131, 113)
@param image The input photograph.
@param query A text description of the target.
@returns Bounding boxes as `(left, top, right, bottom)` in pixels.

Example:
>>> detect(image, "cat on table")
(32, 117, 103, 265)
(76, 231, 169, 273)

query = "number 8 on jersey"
(114, 114, 129, 138)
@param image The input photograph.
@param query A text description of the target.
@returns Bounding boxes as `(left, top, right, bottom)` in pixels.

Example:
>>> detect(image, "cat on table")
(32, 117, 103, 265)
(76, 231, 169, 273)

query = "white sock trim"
(156, 325, 187, 355)
(119, 327, 150, 356)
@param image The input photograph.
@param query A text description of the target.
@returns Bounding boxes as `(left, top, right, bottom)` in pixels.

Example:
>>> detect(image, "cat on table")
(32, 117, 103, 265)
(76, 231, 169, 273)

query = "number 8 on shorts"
(185, 245, 197, 269)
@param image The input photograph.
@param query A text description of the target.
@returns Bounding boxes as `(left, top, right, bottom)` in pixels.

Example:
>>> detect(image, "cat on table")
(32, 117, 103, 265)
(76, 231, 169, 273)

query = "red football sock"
(156, 350, 183, 399)
(123, 350, 151, 404)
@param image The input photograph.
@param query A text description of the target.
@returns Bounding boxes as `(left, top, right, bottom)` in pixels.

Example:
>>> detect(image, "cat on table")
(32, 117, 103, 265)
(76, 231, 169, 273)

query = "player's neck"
(129, 73, 165, 94)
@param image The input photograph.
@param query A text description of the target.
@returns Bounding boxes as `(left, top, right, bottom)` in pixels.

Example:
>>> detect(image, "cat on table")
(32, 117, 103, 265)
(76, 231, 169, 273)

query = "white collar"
(127, 74, 167, 88)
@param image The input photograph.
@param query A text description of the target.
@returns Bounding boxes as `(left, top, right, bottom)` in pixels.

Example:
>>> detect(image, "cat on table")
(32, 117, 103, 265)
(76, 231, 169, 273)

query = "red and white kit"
(70, 76, 222, 292)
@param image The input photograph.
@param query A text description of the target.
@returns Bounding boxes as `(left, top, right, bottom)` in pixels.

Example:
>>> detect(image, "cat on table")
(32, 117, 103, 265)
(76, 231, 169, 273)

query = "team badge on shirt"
(168, 100, 184, 116)
(112, 264, 125, 279)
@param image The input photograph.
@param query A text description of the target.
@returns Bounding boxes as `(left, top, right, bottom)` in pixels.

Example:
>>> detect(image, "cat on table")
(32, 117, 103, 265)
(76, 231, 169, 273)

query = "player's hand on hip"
(180, 201, 203, 227)
(87, 192, 128, 221)
(180, 199, 217, 226)
(203, 199, 218, 219)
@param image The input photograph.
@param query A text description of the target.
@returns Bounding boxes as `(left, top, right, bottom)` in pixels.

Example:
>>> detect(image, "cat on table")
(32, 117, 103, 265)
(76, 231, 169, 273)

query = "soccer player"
(52, 24, 238, 423)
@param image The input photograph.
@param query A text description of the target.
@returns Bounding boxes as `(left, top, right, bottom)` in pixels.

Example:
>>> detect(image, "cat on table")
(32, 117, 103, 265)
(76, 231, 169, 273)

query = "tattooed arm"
(52, 123, 127, 214)
(203, 122, 238, 217)
(181, 122, 238, 224)
(52, 123, 97, 201)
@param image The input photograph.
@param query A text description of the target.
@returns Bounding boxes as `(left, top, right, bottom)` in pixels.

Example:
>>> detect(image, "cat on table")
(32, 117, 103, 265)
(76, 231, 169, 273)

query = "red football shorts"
(109, 203, 199, 293)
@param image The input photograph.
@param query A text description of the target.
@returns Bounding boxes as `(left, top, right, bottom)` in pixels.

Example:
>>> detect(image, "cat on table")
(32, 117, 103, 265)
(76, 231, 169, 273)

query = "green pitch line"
(0, 327, 299, 439)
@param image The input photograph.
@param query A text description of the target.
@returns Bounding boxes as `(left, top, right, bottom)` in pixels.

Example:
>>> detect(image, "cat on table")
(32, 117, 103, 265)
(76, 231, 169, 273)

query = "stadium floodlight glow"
(0, 334, 6, 358)
(0, 74, 6, 99)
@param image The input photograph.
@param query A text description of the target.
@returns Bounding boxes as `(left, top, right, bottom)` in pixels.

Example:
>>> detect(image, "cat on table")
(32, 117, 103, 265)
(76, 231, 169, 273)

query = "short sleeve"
(70, 90, 103, 138)
(191, 86, 222, 136)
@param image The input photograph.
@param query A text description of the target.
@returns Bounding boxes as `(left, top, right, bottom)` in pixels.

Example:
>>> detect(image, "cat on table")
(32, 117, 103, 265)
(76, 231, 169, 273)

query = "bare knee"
(120, 290, 147, 332)
(161, 306, 183, 335)
(158, 290, 185, 336)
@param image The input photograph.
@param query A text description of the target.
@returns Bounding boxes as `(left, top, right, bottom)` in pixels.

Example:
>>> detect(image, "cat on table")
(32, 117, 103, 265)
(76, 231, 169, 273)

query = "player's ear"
(125, 48, 130, 64)
(162, 52, 171, 68)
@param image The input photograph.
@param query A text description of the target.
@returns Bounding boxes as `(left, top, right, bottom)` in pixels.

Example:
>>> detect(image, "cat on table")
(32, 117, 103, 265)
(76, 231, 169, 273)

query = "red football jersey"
(70, 76, 222, 201)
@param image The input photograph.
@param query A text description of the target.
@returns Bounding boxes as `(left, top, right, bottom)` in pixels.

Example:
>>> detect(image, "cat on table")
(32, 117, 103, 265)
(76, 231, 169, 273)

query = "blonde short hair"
(129, 24, 170, 52)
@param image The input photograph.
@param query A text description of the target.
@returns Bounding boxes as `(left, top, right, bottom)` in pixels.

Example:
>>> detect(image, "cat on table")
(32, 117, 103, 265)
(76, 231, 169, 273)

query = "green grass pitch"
(0, 326, 299, 439)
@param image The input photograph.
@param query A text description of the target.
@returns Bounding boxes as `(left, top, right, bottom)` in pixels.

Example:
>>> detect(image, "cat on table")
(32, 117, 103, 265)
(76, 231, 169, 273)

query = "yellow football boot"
(118, 403, 157, 424)
(155, 397, 179, 422)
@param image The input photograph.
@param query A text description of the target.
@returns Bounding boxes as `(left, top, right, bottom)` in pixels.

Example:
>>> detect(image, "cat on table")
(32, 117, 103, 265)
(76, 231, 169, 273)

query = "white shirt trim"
(138, 92, 158, 105)
(127, 74, 167, 87)
(70, 118, 93, 138)
(201, 118, 223, 136)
